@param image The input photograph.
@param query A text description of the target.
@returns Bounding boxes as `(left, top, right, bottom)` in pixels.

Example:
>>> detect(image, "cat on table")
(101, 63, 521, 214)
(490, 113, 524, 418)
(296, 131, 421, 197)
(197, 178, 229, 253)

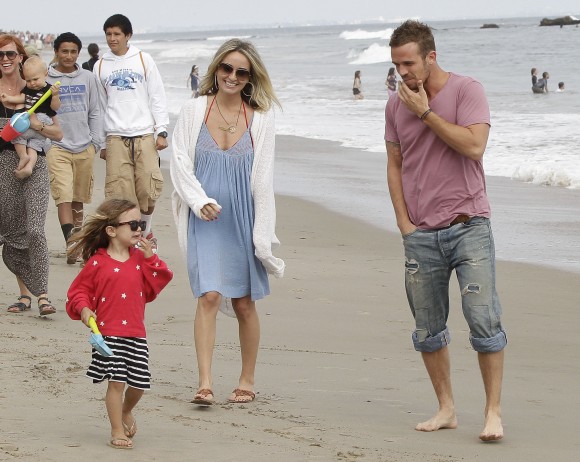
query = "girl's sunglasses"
(116, 220, 146, 232)
(0, 51, 19, 60)
(218, 62, 251, 80)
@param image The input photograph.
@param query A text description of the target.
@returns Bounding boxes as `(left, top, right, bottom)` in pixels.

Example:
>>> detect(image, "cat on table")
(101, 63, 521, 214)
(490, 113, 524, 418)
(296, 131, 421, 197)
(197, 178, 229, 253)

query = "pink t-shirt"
(385, 73, 491, 229)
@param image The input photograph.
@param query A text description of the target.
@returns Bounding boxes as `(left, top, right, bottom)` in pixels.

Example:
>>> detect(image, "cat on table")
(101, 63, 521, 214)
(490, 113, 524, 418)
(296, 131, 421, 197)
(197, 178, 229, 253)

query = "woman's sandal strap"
(7, 295, 32, 312)
(38, 297, 56, 315)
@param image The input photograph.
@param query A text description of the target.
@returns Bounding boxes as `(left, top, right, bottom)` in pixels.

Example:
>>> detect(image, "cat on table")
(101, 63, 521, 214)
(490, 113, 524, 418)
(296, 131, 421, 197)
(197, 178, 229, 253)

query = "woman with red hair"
(0, 34, 63, 316)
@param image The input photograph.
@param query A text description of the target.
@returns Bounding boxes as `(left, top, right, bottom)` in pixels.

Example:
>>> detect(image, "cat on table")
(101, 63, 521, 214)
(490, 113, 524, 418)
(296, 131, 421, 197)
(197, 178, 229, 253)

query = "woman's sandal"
(38, 296, 56, 316)
(7, 295, 32, 313)
(191, 388, 214, 406)
(228, 388, 256, 403)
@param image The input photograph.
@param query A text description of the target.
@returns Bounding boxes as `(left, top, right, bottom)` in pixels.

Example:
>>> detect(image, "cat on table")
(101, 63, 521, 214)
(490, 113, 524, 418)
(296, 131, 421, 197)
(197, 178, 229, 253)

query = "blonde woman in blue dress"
(171, 39, 284, 405)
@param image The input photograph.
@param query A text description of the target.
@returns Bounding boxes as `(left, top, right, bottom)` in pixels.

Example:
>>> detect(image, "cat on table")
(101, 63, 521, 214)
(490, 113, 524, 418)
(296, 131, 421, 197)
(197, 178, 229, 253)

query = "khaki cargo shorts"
(47, 144, 95, 205)
(104, 135, 164, 211)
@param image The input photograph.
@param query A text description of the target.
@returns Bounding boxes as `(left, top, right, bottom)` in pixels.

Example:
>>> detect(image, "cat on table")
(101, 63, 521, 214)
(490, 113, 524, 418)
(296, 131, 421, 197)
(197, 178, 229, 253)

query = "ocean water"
(80, 16, 580, 189)
(78, 17, 580, 271)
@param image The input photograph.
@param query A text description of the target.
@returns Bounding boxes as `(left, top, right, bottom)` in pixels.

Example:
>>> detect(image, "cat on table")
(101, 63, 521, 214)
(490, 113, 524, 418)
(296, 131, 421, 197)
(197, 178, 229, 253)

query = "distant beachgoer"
(187, 64, 200, 98)
(24, 44, 39, 57)
(170, 38, 285, 406)
(66, 198, 173, 450)
(82, 43, 99, 71)
(353, 70, 363, 99)
(386, 67, 397, 98)
(531, 68, 537, 86)
(532, 71, 549, 94)
(556, 81, 565, 92)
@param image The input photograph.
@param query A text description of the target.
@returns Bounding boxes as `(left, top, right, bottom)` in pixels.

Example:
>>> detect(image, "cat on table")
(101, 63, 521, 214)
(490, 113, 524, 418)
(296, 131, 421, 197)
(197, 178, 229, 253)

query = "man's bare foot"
(14, 165, 33, 180)
(479, 412, 503, 441)
(415, 410, 458, 432)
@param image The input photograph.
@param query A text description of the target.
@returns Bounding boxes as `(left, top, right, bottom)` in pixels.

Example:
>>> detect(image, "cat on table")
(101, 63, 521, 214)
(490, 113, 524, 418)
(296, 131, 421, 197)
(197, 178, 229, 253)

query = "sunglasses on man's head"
(218, 62, 251, 80)
(0, 51, 19, 60)
(116, 220, 147, 232)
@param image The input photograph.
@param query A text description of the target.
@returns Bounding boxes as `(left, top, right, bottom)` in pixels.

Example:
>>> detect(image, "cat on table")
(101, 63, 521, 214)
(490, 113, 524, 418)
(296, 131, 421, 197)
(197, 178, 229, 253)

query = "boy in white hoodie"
(94, 14, 169, 251)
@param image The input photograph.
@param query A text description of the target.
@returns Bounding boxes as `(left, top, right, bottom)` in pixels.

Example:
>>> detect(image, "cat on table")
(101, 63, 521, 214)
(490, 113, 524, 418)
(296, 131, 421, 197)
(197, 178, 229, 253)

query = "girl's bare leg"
(105, 381, 133, 448)
(122, 386, 144, 437)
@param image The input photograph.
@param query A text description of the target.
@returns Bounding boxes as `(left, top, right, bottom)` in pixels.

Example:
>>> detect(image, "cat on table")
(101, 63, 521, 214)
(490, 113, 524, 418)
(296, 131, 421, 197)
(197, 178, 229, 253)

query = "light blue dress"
(187, 122, 270, 301)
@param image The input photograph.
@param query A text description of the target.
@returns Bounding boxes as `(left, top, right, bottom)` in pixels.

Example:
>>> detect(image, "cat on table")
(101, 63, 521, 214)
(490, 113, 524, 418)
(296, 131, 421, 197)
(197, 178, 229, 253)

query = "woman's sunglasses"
(0, 51, 19, 60)
(116, 220, 147, 232)
(218, 62, 251, 80)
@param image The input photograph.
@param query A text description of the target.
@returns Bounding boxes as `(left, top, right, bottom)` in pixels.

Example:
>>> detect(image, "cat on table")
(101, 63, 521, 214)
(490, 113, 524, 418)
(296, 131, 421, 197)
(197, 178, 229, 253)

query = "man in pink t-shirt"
(384, 20, 506, 442)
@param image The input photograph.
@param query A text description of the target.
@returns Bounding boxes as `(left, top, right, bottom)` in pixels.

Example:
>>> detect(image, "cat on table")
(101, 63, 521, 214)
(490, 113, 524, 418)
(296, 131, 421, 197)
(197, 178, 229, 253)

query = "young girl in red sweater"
(66, 199, 173, 449)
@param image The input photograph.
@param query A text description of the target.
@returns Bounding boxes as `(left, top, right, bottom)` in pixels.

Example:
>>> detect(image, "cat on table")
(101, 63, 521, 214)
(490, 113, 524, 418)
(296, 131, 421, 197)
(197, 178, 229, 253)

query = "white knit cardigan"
(170, 95, 285, 279)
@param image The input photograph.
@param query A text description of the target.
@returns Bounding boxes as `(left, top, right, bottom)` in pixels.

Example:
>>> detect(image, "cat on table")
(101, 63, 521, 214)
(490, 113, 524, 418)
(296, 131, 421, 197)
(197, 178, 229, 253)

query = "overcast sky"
(3, 0, 579, 35)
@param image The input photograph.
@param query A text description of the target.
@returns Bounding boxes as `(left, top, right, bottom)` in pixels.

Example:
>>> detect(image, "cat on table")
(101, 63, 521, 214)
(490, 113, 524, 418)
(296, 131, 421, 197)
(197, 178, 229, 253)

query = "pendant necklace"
(215, 97, 243, 134)
(1, 84, 12, 119)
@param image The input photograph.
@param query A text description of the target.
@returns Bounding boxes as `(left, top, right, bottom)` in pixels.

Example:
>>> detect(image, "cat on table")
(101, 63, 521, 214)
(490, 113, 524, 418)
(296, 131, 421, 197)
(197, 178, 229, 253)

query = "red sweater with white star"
(66, 247, 173, 337)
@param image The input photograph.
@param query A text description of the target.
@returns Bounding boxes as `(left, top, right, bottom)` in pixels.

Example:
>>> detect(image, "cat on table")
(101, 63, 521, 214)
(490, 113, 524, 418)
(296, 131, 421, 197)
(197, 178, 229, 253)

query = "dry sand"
(1, 136, 579, 461)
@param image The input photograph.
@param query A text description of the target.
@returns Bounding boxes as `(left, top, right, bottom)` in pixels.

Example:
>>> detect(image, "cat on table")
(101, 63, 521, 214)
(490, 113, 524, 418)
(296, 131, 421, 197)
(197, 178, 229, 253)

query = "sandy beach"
(1, 135, 579, 462)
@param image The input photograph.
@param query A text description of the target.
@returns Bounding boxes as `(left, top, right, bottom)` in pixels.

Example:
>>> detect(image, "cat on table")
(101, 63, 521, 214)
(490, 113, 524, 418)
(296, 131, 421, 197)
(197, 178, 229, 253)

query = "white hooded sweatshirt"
(94, 45, 169, 140)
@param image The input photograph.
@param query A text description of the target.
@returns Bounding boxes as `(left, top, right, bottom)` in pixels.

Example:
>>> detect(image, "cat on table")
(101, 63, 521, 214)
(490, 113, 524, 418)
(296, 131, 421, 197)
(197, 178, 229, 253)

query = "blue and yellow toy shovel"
(0, 81, 60, 142)
(88, 317, 114, 357)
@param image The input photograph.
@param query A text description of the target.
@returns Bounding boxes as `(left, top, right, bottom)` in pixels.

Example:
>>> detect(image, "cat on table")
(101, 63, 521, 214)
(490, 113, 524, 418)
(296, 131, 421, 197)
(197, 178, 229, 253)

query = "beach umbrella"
(88, 317, 114, 357)
(0, 81, 60, 142)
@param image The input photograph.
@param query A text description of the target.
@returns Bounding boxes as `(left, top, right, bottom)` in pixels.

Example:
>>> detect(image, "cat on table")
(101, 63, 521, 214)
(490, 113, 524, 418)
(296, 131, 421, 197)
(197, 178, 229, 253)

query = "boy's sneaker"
(145, 232, 158, 254)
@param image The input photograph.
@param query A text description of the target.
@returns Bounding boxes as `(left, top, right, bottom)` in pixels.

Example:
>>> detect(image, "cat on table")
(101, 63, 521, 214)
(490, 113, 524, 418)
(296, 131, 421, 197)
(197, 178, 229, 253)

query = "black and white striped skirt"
(86, 336, 151, 390)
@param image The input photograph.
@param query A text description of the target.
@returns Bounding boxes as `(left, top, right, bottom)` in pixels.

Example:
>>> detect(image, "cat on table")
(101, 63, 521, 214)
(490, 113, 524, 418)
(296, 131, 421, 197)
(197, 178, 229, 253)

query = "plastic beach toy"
(0, 81, 60, 142)
(88, 317, 114, 357)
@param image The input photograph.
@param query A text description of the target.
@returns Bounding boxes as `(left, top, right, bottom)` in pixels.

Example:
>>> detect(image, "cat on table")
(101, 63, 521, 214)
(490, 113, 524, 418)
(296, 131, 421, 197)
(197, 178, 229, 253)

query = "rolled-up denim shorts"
(402, 217, 507, 353)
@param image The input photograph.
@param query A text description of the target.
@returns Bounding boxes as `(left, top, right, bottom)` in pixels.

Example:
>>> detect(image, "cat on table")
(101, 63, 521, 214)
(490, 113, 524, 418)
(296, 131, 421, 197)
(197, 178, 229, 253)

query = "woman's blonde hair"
(199, 38, 281, 111)
(67, 199, 138, 263)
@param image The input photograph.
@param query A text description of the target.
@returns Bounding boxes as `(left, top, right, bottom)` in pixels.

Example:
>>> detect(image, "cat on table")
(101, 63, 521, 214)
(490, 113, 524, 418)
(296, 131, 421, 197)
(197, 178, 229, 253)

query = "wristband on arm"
(420, 108, 432, 121)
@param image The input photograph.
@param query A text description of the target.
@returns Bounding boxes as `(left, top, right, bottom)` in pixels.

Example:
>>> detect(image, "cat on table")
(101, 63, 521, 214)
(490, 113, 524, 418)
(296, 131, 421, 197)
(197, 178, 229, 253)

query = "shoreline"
(162, 131, 580, 274)
(270, 133, 580, 274)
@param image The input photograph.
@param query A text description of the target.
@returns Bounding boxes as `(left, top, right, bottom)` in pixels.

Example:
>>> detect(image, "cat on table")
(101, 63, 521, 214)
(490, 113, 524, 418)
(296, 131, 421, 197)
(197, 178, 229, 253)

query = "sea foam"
(339, 28, 393, 40)
(348, 43, 390, 65)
